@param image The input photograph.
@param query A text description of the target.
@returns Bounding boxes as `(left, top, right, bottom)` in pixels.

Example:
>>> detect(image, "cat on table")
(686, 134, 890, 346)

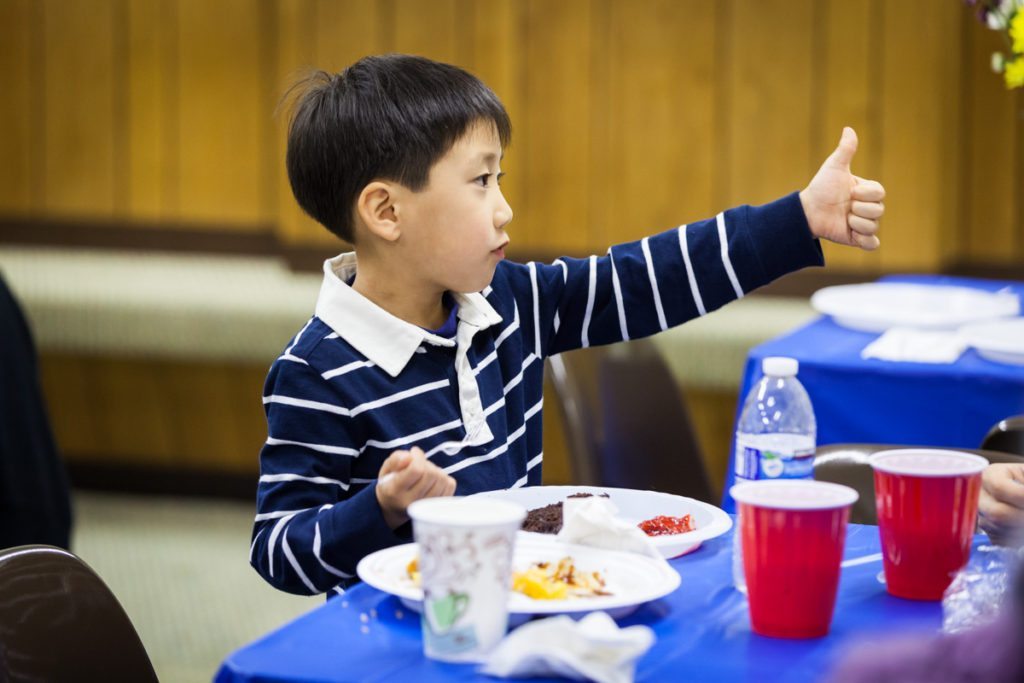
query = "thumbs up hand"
(799, 127, 886, 251)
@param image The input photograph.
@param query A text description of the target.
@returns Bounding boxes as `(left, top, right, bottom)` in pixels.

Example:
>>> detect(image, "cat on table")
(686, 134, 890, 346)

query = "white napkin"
(481, 611, 655, 683)
(556, 496, 663, 561)
(861, 327, 968, 364)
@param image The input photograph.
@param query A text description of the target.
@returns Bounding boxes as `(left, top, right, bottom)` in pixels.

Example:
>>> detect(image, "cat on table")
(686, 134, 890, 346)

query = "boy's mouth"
(492, 242, 509, 259)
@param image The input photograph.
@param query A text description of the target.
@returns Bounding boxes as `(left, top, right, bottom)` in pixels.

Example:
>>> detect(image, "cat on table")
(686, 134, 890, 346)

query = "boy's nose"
(495, 193, 513, 229)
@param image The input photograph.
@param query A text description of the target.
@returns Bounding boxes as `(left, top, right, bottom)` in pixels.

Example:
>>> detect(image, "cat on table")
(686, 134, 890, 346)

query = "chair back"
(0, 544, 158, 683)
(548, 338, 714, 502)
(981, 415, 1024, 457)
(813, 444, 1024, 525)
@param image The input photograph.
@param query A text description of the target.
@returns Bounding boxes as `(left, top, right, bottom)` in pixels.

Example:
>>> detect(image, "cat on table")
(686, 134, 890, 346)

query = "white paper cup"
(407, 497, 526, 662)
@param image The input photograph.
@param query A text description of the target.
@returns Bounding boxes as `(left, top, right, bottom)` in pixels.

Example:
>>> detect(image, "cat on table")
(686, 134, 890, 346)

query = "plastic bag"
(942, 545, 1022, 634)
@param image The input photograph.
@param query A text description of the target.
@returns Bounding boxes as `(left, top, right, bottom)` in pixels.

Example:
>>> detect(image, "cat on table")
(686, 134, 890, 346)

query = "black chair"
(0, 544, 158, 682)
(547, 338, 714, 503)
(982, 415, 1024, 457)
(813, 444, 1024, 525)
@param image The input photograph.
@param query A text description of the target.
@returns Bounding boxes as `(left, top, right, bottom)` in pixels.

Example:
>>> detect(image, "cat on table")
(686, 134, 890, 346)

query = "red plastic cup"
(869, 449, 987, 601)
(730, 480, 858, 639)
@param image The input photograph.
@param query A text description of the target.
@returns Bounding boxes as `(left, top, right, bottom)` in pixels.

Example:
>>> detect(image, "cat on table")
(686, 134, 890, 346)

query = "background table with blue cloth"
(721, 274, 1024, 513)
(217, 523, 952, 683)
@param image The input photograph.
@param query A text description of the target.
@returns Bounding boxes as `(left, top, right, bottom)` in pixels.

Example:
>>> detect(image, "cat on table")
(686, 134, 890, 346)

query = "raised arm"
(501, 127, 884, 359)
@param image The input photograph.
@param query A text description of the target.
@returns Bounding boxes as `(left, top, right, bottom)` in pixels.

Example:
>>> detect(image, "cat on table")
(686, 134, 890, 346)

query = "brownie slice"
(521, 492, 609, 534)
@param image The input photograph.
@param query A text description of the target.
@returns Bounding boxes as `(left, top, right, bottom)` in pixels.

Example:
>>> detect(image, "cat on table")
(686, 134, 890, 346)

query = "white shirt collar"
(314, 252, 503, 378)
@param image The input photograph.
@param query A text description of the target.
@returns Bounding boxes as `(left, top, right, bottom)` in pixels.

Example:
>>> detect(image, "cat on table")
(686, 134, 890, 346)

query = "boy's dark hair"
(284, 54, 512, 243)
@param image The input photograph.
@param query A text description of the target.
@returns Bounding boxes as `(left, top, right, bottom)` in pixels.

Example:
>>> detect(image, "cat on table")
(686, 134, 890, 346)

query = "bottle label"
(734, 442, 815, 481)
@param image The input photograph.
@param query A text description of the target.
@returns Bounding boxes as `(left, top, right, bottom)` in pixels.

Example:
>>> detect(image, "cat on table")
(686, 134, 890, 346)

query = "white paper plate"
(960, 318, 1024, 366)
(810, 283, 1019, 333)
(471, 485, 732, 558)
(356, 536, 681, 617)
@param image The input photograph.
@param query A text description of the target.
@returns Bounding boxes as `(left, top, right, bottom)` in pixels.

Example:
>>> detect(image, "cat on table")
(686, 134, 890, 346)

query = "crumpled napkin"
(861, 327, 967, 364)
(481, 611, 655, 683)
(555, 496, 663, 561)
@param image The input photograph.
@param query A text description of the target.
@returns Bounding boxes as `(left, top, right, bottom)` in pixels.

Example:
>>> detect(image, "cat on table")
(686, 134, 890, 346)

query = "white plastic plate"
(471, 485, 732, 558)
(810, 283, 1019, 333)
(960, 318, 1024, 366)
(356, 536, 681, 618)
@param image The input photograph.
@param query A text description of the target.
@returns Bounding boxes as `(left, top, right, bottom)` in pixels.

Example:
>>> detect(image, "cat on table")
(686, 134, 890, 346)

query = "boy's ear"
(355, 181, 401, 242)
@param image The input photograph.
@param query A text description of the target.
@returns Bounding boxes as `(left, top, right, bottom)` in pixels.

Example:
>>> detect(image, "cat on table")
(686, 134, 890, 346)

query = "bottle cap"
(762, 356, 798, 377)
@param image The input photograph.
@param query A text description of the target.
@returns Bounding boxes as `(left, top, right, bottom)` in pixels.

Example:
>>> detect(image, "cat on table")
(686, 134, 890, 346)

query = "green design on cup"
(425, 591, 470, 633)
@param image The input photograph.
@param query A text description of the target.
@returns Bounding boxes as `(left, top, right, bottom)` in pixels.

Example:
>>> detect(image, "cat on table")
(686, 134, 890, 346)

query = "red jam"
(638, 514, 696, 536)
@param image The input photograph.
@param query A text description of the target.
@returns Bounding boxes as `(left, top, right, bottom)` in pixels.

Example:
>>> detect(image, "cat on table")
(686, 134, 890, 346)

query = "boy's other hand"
(800, 127, 885, 251)
(375, 447, 457, 529)
(979, 462, 1024, 546)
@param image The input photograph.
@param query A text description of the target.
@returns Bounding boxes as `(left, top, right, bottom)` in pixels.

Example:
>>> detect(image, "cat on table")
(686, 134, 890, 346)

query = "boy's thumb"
(828, 127, 858, 171)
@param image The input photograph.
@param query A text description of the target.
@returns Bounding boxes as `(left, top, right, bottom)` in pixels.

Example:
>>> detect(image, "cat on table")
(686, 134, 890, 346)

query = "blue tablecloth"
(721, 274, 1024, 513)
(216, 523, 950, 683)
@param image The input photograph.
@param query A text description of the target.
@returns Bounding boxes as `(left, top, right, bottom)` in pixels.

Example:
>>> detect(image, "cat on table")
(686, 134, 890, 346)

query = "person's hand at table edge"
(979, 462, 1024, 546)
(800, 127, 886, 251)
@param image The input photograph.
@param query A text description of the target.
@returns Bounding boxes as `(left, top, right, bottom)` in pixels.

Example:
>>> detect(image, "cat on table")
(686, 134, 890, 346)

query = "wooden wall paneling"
(80, 357, 178, 466)
(0, 0, 35, 214)
(817, 0, 877, 272)
(315, 0, 381, 73)
(231, 365, 275, 472)
(586, 0, 612, 253)
(464, 0, 525, 231)
(42, 0, 118, 218)
(159, 361, 266, 473)
(520, 0, 593, 254)
(176, 0, 272, 228)
(38, 355, 102, 457)
(961, 17, 1021, 265)
(723, 0, 815, 209)
(605, 0, 718, 246)
(877, 0, 963, 271)
(273, 0, 320, 248)
(126, 0, 172, 221)
(392, 0, 457, 63)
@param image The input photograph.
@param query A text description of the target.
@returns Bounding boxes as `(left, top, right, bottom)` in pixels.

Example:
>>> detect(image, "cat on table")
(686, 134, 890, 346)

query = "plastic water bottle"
(731, 356, 816, 594)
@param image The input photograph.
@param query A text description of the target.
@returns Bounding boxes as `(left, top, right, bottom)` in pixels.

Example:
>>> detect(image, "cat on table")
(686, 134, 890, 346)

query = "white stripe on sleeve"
(528, 262, 542, 355)
(322, 359, 375, 380)
(255, 508, 308, 522)
(263, 394, 349, 416)
(259, 472, 350, 491)
(678, 224, 707, 316)
(553, 259, 568, 334)
(266, 513, 296, 578)
(581, 255, 597, 347)
(314, 522, 353, 578)
(249, 527, 264, 563)
(285, 319, 313, 356)
(281, 527, 318, 593)
(716, 212, 744, 299)
(607, 247, 629, 341)
(263, 438, 359, 457)
(641, 237, 668, 331)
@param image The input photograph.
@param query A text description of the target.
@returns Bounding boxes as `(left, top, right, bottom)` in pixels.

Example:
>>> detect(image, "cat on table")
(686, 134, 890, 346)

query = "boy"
(251, 54, 885, 595)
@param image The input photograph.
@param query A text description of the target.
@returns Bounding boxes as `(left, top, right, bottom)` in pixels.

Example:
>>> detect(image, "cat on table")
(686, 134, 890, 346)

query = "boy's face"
(396, 121, 513, 294)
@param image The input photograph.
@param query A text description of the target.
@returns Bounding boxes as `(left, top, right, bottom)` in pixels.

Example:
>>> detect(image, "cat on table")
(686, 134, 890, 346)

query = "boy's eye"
(475, 174, 492, 187)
